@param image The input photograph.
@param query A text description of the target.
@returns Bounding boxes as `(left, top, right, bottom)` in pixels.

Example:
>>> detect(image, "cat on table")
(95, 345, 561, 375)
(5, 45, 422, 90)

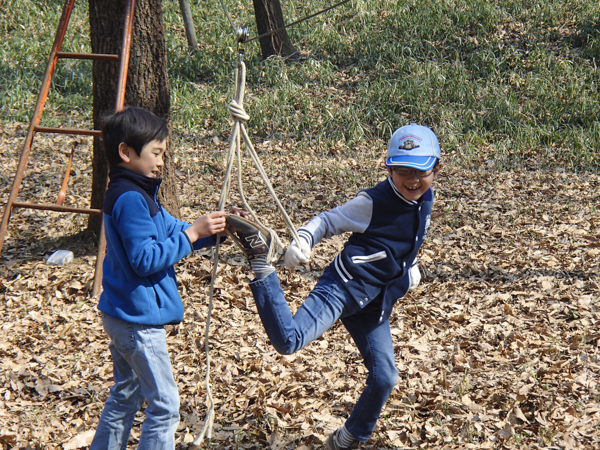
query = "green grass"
(1, 0, 600, 171)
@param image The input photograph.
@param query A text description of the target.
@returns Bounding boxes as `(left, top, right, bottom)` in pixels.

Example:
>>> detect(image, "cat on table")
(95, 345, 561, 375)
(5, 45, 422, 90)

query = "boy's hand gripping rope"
(193, 28, 302, 447)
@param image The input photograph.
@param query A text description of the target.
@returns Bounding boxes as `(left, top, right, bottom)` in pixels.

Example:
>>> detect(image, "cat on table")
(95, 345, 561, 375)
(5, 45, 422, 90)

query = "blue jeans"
(90, 314, 180, 450)
(249, 268, 399, 442)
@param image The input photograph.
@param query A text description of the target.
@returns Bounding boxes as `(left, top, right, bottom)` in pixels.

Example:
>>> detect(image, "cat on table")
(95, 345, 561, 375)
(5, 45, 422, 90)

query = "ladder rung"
(35, 126, 101, 137)
(12, 202, 102, 215)
(56, 51, 119, 62)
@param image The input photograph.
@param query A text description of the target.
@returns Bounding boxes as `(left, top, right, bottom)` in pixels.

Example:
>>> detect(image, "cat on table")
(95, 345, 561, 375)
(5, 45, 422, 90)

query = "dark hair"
(102, 106, 169, 165)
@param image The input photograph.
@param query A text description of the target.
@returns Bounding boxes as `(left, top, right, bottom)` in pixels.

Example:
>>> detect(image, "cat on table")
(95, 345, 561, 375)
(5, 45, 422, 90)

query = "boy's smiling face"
(118, 139, 166, 178)
(387, 164, 441, 201)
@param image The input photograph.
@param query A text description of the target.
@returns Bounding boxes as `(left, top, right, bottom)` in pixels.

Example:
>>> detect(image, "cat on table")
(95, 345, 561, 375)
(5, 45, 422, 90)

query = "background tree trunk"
(179, 0, 198, 51)
(252, 0, 298, 59)
(87, 0, 180, 235)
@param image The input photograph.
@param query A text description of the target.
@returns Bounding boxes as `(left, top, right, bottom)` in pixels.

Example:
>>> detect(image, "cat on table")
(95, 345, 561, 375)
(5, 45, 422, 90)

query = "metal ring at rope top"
(236, 26, 248, 44)
(236, 26, 248, 63)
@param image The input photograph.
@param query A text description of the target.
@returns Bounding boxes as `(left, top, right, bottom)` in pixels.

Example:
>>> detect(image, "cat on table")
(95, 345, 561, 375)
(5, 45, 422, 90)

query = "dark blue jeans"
(249, 268, 399, 442)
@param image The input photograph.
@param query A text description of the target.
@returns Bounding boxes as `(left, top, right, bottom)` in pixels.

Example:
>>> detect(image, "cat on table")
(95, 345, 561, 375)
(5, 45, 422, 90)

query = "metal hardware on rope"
(236, 25, 248, 44)
(236, 25, 248, 56)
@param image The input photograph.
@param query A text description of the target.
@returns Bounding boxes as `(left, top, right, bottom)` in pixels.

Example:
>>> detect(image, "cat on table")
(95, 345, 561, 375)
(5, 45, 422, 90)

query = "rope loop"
(228, 99, 249, 122)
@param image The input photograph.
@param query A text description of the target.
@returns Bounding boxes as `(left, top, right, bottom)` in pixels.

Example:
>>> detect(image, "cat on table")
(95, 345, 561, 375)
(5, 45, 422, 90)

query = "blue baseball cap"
(385, 123, 441, 170)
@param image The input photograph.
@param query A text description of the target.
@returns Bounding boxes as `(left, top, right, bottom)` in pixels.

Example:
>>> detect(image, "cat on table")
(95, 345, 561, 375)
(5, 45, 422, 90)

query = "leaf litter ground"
(0, 123, 599, 449)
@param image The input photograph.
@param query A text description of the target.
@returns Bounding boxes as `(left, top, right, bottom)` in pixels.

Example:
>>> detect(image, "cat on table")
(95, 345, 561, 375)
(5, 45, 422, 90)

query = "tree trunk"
(179, 0, 198, 51)
(252, 0, 298, 59)
(88, 0, 180, 235)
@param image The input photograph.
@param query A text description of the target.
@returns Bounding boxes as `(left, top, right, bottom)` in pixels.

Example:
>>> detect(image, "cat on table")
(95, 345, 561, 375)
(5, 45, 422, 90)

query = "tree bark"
(252, 0, 298, 59)
(88, 0, 180, 235)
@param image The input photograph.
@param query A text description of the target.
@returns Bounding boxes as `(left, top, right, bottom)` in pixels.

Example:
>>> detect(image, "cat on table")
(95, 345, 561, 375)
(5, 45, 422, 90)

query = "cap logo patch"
(398, 138, 420, 150)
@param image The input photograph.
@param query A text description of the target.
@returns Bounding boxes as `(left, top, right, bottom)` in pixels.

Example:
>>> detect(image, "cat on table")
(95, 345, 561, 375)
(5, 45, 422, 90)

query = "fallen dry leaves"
(0, 123, 599, 449)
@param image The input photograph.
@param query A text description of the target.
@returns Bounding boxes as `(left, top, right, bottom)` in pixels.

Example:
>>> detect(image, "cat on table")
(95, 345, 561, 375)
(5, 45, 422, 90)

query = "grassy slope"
(1, 0, 599, 171)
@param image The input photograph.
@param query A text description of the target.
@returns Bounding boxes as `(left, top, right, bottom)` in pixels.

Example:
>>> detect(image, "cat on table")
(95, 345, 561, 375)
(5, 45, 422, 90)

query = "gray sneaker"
(225, 214, 284, 264)
(325, 429, 359, 450)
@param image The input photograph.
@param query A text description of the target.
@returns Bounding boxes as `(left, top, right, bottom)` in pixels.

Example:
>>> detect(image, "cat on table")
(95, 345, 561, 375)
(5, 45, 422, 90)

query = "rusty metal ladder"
(0, 0, 136, 296)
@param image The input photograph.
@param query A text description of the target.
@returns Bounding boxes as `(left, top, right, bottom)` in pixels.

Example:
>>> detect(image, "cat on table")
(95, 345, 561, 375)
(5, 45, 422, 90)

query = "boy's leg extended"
(91, 314, 180, 450)
(340, 303, 399, 442)
(249, 267, 354, 355)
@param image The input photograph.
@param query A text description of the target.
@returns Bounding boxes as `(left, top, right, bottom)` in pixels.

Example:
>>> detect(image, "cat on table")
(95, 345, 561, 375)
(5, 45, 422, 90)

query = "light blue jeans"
(249, 267, 399, 442)
(90, 314, 180, 450)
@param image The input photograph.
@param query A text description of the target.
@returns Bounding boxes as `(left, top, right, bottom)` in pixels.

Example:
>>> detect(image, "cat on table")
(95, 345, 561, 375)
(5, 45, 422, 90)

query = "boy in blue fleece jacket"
(91, 106, 227, 450)
(227, 124, 442, 450)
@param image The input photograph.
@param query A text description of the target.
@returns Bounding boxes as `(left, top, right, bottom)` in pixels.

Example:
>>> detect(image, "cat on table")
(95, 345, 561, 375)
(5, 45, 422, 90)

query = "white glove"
(409, 260, 421, 290)
(283, 237, 311, 267)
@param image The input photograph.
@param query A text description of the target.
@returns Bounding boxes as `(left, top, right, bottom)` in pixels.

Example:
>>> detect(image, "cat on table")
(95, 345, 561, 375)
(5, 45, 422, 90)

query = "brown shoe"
(225, 214, 284, 264)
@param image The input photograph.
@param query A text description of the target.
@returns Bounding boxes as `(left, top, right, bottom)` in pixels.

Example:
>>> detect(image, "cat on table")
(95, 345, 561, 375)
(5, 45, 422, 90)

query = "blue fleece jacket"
(98, 166, 217, 325)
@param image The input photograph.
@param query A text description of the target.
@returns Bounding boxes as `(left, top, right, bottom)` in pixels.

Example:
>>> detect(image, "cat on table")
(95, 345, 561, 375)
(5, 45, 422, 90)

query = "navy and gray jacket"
(98, 166, 218, 325)
(298, 177, 433, 323)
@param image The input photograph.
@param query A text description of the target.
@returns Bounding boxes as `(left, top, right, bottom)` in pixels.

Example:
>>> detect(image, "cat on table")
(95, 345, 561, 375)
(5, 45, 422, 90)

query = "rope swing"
(192, 1, 354, 444)
(217, 30, 302, 244)
(193, 26, 302, 446)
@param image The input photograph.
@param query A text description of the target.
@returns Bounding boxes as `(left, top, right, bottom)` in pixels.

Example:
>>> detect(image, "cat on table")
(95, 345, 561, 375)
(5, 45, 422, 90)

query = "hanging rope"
(217, 0, 236, 35)
(192, 2, 355, 446)
(193, 28, 302, 447)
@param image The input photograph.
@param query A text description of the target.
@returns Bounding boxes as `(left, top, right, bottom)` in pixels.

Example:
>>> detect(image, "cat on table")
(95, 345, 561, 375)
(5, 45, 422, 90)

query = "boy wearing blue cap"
(227, 124, 441, 449)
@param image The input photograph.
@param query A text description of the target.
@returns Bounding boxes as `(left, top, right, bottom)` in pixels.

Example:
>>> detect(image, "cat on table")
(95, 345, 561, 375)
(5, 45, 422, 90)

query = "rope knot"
(228, 99, 249, 122)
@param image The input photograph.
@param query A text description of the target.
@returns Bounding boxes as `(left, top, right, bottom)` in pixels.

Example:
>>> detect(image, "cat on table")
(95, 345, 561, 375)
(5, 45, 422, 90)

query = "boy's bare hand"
(184, 211, 227, 242)
(229, 206, 250, 219)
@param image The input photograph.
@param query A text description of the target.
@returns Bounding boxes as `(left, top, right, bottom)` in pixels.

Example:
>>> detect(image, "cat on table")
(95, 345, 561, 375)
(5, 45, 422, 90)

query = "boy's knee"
(376, 366, 399, 393)
(149, 385, 179, 418)
(270, 337, 301, 356)
(272, 342, 298, 356)
(154, 400, 180, 423)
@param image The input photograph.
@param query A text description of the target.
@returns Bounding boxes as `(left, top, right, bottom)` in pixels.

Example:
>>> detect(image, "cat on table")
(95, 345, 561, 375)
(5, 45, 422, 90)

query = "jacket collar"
(108, 165, 162, 199)
(387, 177, 418, 205)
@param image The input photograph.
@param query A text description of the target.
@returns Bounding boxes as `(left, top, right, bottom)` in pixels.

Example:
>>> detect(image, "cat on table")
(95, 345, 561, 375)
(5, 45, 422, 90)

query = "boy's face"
(118, 139, 166, 178)
(387, 164, 441, 201)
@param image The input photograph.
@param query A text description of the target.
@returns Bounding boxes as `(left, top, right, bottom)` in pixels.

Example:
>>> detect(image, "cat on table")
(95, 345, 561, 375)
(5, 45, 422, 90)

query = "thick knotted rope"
(193, 55, 302, 446)
(228, 99, 249, 122)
